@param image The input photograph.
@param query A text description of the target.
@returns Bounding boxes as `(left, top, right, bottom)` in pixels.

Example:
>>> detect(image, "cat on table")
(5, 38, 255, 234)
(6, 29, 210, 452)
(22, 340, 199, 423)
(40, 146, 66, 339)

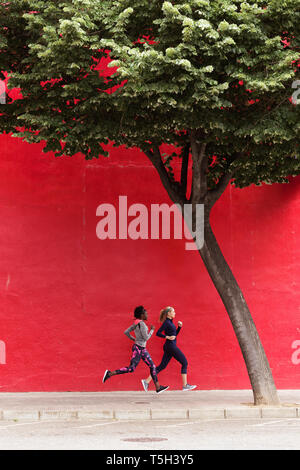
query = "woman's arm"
(156, 321, 176, 340)
(176, 321, 182, 335)
(138, 322, 155, 342)
(156, 322, 166, 338)
(124, 324, 136, 341)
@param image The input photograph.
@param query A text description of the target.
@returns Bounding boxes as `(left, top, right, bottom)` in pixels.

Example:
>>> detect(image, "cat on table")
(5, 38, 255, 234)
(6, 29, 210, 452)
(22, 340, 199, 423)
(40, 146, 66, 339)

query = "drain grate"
(122, 437, 168, 443)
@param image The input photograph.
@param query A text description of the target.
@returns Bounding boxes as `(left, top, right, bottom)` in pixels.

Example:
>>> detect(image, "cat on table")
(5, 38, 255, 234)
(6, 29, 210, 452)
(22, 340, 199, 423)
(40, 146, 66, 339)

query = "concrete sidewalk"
(0, 390, 299, 422)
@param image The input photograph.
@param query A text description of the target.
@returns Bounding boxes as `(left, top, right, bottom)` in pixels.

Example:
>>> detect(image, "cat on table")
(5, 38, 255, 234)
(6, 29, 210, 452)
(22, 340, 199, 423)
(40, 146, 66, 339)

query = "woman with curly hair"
(102, 305, 169, 394)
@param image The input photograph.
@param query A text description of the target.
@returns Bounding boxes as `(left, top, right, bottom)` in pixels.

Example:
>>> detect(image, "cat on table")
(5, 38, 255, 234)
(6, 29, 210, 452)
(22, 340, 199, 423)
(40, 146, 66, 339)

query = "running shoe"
(182, 384, 197, 391)
(102, 370, 111, 383)
(141, 379, 149, 392)
(156, 385, 169, 394)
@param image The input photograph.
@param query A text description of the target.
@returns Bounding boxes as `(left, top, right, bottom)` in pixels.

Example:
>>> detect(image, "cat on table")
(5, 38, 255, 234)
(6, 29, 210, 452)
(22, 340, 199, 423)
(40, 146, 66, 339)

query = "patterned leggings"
(115, 344, 158, 383)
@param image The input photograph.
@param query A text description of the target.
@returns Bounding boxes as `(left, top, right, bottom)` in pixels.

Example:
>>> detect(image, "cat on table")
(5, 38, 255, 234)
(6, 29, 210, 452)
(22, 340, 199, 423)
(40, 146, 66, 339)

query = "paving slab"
(0, 390, 299, 421)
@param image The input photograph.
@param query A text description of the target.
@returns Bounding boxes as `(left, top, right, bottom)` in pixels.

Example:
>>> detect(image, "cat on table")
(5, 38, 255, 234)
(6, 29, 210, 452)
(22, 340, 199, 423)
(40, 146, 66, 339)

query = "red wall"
(0, 132, 300, 392)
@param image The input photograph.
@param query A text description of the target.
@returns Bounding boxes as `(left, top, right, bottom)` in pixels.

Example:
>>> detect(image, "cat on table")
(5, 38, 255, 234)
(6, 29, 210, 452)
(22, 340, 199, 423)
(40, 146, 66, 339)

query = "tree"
(1, 0, 299, 404)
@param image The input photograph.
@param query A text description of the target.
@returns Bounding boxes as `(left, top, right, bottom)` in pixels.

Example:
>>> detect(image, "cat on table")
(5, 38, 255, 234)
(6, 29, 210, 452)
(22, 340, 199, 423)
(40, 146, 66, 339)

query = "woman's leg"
(169, 345, 188, 385)
(169, 346, 195, 389)
(109, 345, 141, 377)
(145, 349, 173, 384)
(141, 349, 161, 391)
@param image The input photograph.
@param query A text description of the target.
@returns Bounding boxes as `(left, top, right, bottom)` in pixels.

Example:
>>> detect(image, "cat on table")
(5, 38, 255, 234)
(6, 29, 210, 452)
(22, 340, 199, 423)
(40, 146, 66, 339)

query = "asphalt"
(0, 390, 300, 421)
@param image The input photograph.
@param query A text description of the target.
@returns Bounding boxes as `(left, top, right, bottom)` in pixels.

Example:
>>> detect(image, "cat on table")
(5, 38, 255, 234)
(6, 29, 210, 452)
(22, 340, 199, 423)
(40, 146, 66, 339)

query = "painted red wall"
(0, 132, 300, 392)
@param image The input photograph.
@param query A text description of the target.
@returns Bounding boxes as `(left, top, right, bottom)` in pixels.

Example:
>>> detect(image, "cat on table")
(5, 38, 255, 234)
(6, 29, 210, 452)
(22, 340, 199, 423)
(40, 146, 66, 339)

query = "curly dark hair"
(134, 306, 146, 319)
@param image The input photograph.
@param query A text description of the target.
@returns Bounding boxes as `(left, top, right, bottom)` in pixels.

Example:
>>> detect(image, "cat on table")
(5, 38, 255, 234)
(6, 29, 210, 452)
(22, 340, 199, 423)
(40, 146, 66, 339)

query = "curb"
(0, 406, 299, 422)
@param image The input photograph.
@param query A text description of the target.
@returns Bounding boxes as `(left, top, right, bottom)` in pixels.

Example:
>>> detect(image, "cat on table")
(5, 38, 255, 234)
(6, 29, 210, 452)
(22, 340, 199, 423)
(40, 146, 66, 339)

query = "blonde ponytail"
(159, 306, 173, 323)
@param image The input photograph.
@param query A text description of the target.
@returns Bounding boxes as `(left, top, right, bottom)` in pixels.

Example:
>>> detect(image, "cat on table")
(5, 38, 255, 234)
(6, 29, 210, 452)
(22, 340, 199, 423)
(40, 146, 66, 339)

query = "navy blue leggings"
(156, 342, 188, 374)
(115, 344, 158, 383)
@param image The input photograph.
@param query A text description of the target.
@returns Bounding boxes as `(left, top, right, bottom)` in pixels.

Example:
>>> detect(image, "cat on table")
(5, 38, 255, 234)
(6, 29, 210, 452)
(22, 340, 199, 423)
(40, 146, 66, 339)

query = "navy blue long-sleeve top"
(156, 318, 181, 345)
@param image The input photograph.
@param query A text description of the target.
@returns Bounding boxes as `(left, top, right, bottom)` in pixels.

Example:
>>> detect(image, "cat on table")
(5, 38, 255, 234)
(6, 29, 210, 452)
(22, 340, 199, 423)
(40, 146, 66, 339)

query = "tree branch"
(145, 144, 185, 205)
(180, 143, 190, 198)
(207, 170, 235, 208)
(206, 151, 248, 207)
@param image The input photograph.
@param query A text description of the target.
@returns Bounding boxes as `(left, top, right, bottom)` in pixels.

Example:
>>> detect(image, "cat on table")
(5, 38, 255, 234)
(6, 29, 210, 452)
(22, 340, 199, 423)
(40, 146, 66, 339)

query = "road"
(0, 417, 299, 450)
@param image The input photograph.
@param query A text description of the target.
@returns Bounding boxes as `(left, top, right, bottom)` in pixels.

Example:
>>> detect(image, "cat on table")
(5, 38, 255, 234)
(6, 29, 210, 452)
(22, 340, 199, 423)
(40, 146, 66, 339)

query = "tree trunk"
(145, 143, 280, 406)
(196, 204, 280, 405)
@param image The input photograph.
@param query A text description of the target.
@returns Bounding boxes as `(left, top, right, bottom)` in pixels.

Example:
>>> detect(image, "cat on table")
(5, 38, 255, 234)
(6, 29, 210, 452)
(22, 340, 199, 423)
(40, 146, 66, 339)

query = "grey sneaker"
(141, 379, 149, 392)
(182, 384, 197, 391)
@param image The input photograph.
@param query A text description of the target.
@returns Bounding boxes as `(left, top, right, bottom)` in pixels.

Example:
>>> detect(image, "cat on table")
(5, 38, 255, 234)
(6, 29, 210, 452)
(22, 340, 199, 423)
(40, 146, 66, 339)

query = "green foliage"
(0, 0, 299, 188)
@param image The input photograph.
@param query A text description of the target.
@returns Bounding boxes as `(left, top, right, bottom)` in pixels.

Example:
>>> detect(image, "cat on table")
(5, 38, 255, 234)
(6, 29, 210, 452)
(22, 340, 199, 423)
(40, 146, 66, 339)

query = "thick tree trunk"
(196, 204, 280, 405)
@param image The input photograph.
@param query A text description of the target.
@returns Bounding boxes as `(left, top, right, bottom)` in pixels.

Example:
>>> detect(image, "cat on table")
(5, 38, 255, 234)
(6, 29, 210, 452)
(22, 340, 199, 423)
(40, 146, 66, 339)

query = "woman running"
(102, 305, 169, 394)
(142, 306, 196, 391)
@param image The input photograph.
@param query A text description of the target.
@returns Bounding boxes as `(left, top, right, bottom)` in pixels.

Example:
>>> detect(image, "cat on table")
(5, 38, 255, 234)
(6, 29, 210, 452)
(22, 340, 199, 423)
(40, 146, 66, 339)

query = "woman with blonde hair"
(142, 306, 196, 392)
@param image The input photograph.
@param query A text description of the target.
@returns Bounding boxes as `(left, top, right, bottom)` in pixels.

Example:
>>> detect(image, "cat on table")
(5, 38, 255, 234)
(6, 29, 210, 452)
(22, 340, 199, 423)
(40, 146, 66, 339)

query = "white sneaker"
(182, 384, 197, 391)
(141, 379, 149, 392)
(102, 370, 111, 383)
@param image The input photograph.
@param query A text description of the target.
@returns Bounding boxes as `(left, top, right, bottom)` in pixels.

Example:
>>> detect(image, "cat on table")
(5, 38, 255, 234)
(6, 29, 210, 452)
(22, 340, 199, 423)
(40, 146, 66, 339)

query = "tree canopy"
(0, 0, 299, 191)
